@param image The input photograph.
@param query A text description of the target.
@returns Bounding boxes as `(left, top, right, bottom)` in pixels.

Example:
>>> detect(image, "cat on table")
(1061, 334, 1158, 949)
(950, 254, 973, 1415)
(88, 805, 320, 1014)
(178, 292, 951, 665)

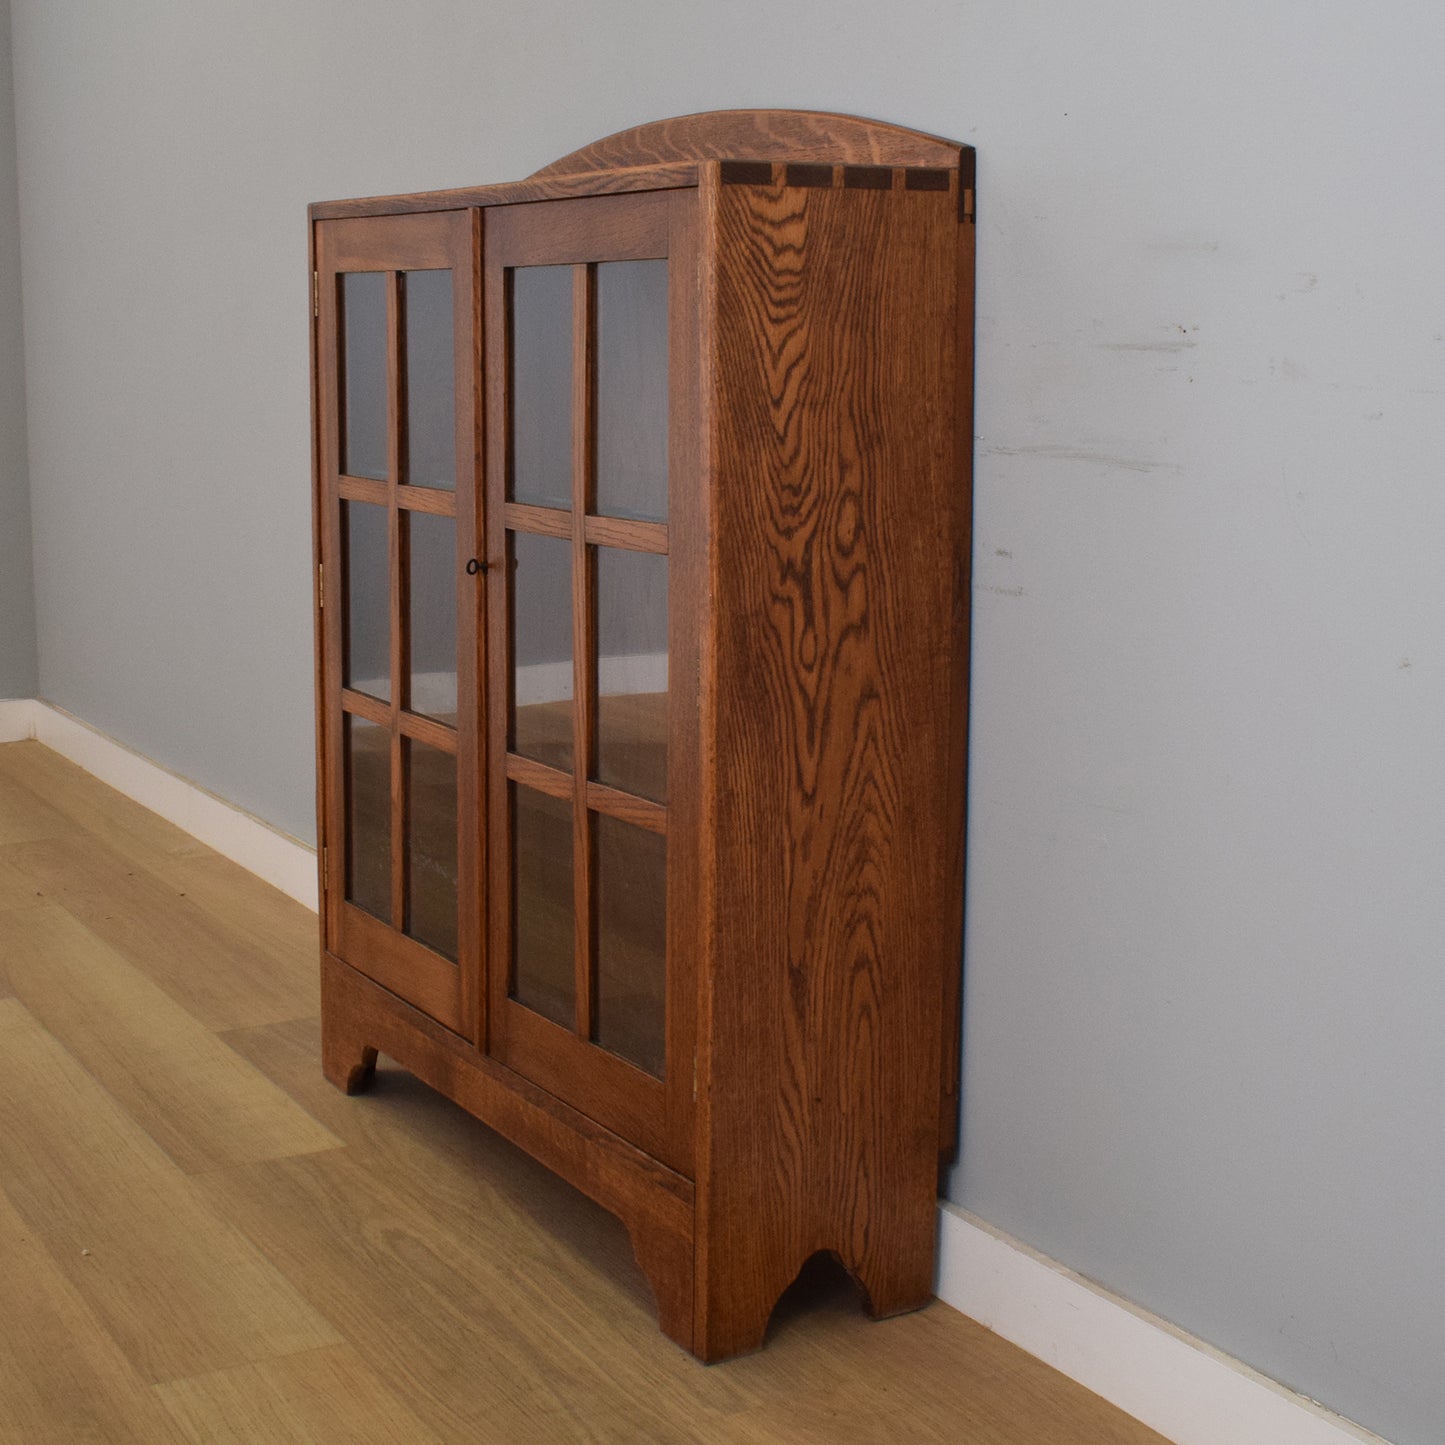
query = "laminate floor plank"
(153, 1344, 440, 1445)
(0, 850, 46, 911)
(0, 831, 318, 1029)
(195, 1148, 744, 1444)
(222, 1017, 672, 1324)
(0, 1185, 188, 1445)
(155, 850, 321, 1001)
(1, 906, 341, 1174)
(222, 1018, 732, 1404)
(0, 999, 341, 1385)
(0, 753, 79, 846)
(0, 740, 204, 866)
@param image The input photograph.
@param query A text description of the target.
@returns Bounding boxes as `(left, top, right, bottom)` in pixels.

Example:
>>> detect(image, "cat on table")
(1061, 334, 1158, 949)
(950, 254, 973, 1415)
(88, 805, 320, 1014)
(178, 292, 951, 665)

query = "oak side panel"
(697, 176, 962, 1359)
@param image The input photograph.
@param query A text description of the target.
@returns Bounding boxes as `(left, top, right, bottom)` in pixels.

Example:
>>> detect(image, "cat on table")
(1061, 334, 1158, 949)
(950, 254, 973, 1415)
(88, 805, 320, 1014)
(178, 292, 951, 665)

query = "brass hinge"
(321, 844, 329, 876)
(313, 271, 319, 317)
(317, 561, 324, 607)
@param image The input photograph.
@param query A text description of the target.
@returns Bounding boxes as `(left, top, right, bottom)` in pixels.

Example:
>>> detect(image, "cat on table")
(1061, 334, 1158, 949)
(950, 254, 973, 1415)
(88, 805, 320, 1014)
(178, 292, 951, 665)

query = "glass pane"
(595, 814, 666, 1077)
(510, 530, 573, 772)
(596, 548, 668, 803)
(405, 740, 458, 960)
(510, 265, 572, 510)
(343, 500, 390, 702)
(596, 260, 668, 522)
(512, 783, 574, 1027)
(344, 715, 390, 922)
(341, 272, 387, 481)
(403, 269, 455, 490)
(407, 511, 456, 724)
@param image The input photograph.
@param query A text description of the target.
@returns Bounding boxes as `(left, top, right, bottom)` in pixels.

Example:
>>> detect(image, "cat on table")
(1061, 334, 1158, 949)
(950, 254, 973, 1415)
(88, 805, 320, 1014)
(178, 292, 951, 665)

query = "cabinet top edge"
(309, 162, 701, 221)
(309, 112, 973, 222)
(532, 109, 969, 176)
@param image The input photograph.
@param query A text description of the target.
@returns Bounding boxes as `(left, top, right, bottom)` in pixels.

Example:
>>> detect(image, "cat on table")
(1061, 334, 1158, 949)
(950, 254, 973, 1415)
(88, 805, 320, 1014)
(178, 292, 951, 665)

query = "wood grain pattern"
(0, 831, 317, 1030)
(532, 110, 964, 177)
(0, 768, 78, 846)
(0, 850, 43, 914)
(0, 1184, 188, 1445)
(0, 998, 338, 1384)
(696, 175, 962, 1359)
(0, 905, 341, 1174)
(153, 1345, 439, 1445)
(0, 740, 204, 872)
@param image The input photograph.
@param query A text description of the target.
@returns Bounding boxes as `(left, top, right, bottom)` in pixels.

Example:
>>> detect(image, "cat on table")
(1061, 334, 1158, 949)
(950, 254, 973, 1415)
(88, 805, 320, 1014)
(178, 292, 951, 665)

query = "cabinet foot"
(626, 1218, 695, 1355)
(322, 1017, 378, 1095)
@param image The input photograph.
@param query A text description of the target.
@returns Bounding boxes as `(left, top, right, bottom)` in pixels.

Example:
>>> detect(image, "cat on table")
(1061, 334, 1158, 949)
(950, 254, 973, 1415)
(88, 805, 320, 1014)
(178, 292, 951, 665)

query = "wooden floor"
(0, 739, 1167, 1445)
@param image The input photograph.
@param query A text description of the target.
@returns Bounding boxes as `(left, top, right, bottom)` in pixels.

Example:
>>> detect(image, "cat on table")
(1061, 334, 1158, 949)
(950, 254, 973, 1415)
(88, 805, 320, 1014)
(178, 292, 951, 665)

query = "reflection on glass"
(407, 511, 456, 723)
(596, 548, 667, 802)
(510, 530, 573, 772)
(595, 815, 666, 1077)
(405, 740, 457, 960)
(343, 500, 390, 702)
(596, 260, 668, 522)
(341, 272, 387, 480)
(512, 783, 574, 1027)
(403, 269, 455, 490)
(345, 715, 390, 922)
(510, 265, 572, 510)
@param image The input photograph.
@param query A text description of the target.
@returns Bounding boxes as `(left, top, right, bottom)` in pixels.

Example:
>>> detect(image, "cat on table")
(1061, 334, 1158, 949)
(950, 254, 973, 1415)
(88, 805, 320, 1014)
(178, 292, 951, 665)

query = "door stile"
(571, 262, 597, 1044)
(385, 272, 406, 931)
(458, 206, 485, 1046)
(482, 219, 511, 1058)
(663, 185, 703, 1170)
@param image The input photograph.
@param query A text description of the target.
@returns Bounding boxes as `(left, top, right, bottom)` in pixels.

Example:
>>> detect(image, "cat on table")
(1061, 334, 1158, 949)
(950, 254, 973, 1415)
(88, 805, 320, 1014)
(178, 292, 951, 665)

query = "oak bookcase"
(310, 110, 974, 1361)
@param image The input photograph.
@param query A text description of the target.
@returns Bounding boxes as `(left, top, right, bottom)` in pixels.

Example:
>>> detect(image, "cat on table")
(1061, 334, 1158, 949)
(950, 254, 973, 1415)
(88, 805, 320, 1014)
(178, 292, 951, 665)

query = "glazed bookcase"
(310, 110, 975, 1361)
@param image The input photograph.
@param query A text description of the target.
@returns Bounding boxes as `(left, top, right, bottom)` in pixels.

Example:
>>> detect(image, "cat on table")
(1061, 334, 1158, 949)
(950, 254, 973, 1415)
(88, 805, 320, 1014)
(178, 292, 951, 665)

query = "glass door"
(483, 191, 697, 1171)
(314, 210, 481, 1039)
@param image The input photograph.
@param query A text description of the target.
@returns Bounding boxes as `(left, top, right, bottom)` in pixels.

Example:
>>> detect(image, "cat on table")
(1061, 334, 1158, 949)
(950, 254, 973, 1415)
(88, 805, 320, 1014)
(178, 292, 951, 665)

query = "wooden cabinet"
(310, 110, 975, 1361)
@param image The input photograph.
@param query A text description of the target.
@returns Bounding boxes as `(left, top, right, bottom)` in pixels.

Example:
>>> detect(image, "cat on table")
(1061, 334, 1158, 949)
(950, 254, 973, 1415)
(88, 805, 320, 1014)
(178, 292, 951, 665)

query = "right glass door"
(483, 191, 694, 1171)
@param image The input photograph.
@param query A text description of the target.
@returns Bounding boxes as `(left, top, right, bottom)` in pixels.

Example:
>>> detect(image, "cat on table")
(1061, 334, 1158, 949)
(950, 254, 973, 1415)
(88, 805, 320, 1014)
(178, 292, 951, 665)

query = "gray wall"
(0, 0, 35, 698)
(6, 3, 1444, 1442)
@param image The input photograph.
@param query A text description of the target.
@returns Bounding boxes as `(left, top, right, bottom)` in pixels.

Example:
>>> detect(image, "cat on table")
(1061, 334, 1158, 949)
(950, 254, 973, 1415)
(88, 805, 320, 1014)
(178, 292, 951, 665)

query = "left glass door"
(314, 210, 481, 1038)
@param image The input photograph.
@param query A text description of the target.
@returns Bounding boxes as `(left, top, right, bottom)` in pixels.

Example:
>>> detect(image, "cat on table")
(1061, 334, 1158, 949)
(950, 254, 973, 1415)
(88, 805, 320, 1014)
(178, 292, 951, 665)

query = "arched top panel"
(531, 109, 965, 178)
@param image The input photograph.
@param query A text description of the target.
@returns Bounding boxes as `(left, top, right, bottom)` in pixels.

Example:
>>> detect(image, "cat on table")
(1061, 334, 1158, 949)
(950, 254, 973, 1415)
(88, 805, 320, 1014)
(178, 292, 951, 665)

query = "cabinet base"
(321, 954, 935, 1361)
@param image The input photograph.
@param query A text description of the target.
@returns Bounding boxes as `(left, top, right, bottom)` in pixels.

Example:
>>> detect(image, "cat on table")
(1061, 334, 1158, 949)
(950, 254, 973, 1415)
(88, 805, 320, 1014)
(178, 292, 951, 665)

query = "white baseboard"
(0, 696, 1392, 1445)
(934, 1204, 1389, 1445)
(12, 700, 317, 911)
(0, 697, 37, 743)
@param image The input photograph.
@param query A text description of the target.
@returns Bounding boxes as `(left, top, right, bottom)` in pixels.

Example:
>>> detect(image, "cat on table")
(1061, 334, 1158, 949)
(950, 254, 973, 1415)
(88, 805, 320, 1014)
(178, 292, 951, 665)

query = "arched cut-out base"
(692, 1244, 937, 1362)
